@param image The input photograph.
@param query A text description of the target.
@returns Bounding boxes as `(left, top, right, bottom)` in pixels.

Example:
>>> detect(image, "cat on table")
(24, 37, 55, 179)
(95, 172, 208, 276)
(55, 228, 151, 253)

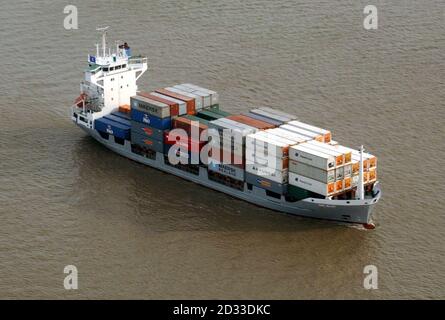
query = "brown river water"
(0, 0, 444, 299)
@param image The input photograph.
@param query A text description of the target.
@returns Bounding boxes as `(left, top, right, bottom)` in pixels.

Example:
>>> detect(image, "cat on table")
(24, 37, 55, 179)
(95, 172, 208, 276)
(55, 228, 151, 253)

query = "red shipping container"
(138, 91, 179, 117)
(227, 114, 276, 130)
(163, 131, 206, 154)
(172, 117, 207, 136)
(155, 88, 196, 115)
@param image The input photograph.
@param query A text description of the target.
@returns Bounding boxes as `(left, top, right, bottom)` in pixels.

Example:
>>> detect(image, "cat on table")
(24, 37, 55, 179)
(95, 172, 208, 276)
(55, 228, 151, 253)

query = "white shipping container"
(351, 150, 377, 169)
(149, 92, 188, 115)
(289, 172, 334, 196)
(174, 85, 212, 108)
(258, 107, 298, 121)
(300, 141, 345, 166)
(285, 120, 331, 142)
(289, 144, 336, 170)
(245, 163, 288, 184)
(246, 133, 289, 158)
(280, 124, 323, 142)
(250, 108, 291, 123)
(181, 83, 219, 106)
(165, 87, 203, 110)
(289, 160, 335, 183)
(246, 152, 288, 170)
(265, 128, 310, 144)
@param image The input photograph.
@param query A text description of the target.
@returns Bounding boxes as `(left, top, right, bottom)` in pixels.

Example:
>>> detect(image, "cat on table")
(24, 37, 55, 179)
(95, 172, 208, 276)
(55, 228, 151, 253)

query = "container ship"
(71, 29, 381, 227)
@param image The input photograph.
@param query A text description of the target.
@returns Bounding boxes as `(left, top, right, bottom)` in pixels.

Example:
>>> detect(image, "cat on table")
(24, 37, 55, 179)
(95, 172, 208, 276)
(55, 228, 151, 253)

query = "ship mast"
(357, 145, 365, 200)
(96, 26, 109, 58)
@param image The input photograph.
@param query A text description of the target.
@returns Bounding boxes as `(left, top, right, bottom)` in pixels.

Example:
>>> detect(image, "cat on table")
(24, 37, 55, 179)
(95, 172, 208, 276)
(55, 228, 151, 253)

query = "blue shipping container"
(131, 108, 171, 130)
(131, 132, 164, 153)
(95, 118, 131, 140)
(243, 112, 284, 126)
(245, 172, 287, 195)
(104, 114, 131, 127)
(111, 111, 131, 120)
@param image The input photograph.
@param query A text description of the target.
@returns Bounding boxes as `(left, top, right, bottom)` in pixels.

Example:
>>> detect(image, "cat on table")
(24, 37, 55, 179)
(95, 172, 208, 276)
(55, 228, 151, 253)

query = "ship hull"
(78, 124, 381, 225)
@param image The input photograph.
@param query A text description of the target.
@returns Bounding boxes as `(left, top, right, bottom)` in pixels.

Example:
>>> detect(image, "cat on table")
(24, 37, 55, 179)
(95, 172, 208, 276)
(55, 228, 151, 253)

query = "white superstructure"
(71, 27, 148, 128)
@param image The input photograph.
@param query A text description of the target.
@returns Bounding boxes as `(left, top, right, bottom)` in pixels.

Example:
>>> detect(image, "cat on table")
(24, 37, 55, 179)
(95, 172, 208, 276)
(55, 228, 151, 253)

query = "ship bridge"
(72, 27, 148, 128)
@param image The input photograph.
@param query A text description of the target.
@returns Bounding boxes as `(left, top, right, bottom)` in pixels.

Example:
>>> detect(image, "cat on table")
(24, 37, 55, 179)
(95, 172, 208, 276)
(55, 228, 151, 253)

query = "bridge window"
(103, 67, 109, 72)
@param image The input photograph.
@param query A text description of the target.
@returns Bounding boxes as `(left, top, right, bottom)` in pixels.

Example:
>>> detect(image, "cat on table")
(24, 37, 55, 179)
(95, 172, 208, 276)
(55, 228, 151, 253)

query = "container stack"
(244, 130, 300, 195)
(208, 118, 258, 168)
(94, 111, 131, 141)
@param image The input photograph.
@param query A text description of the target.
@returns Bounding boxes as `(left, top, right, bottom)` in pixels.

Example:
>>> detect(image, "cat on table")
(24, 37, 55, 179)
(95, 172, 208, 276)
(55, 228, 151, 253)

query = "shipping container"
(369, 168, 377, 182)
(351, 154, 370, 171)
(329, 140, 339, 146)
(351, 150, 377, 169)
(138, 91, 180, 117)
(245, 172, 287, 195)
(118, 104, 131, 114)
(111, 111, 131, 120)
(335, 180, 344, 193)
(174, 85, 213, 108)
(155, 88, 196, 114)
(289, 144, 336, 170)
(298, 141, 345, 166)
(246, 153, 289, 170)
(279, 124, 324, 142)
(289, 172, 334, 197)
(130, 108, 172, 129)
(208, 162, 245, 181)
(335, 166, 344, 180)
(250, 108, 293, 123)
(149, 91, 188, 116)
(284, 120, 331, 143)
(206, 108, 230, 117)
(165, 87, 203, 110)
(164, 131, 206, 154)
(131, 120, 166, 140)
(246, 132, 291, 158)
(242, 112, 284, 126)
(209, 146, 245, 167)
(245, 163, 288, 184)
(226, 114, 276, 130)
(265, 128, 311, 144)
(197, 109, 225, 121)
(131, 132, 164, 153)
(183, 114, 210, 127)
(95, 117, 130, 140)
(130, 95, 170, 118)
(180, 83, 220, 106)
(344, 177, 352, 189)
(104, 114, 131, 127)
(257, 107, 297, 121)
(343, 163, 352, 178)
(331, 145, 353, 163)
(289, 160, 335, 183)
(172, 117, 208, 136)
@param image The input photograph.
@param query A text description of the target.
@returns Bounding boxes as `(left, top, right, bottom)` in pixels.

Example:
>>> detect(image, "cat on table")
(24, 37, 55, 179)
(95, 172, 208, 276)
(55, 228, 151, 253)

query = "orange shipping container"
(155, 88, 196, 115)
(335, 180, 343, 192)
(119, 104, 131, 113)
(172, 117, 207, 136)
(138, 91, 179, 117)
(226, 114, 276, 130)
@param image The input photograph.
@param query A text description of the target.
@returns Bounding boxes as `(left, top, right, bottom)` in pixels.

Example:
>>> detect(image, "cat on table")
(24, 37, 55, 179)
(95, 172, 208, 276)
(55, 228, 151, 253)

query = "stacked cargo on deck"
(117, 85, 378, 200)
(94, 111, 131, 142)
(242, 108, 299, 196)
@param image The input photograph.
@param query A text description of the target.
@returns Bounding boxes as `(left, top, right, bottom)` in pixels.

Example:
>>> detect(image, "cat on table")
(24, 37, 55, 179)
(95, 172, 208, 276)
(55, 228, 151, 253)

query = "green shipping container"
(286, 184, 312, 201)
